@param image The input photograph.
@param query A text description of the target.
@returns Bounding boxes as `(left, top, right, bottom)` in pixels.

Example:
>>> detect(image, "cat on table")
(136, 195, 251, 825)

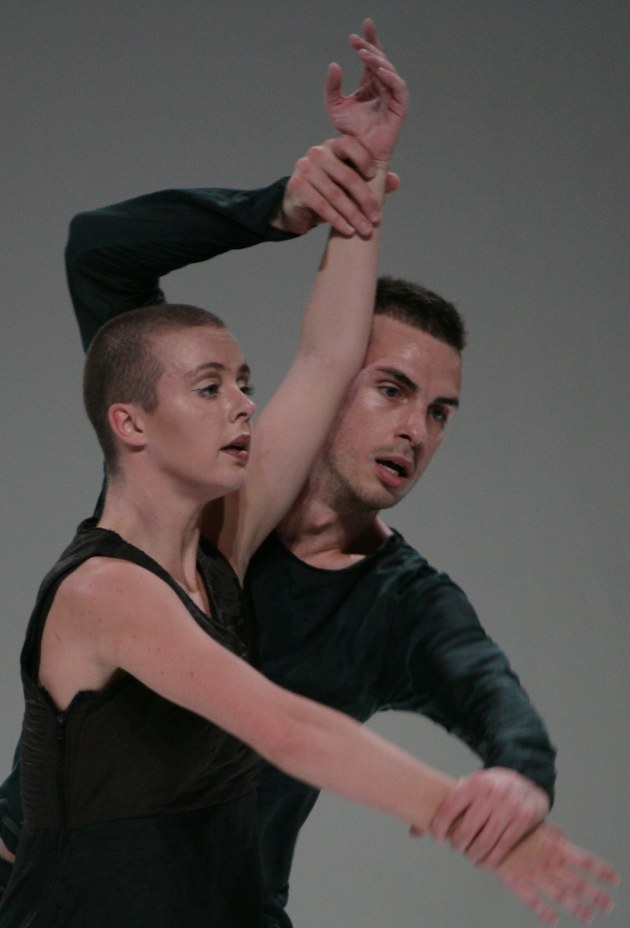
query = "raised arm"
(223, 27, 409, 573)
(65, 180, 297, 349)
(65, 147, 386, 350)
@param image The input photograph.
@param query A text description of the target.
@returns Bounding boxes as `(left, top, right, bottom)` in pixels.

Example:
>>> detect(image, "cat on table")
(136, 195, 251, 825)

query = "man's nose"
(397, 406, 427, 446)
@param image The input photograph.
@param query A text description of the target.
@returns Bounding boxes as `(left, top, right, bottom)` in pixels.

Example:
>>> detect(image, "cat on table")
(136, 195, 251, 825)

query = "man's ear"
(107, 403, 148, 450)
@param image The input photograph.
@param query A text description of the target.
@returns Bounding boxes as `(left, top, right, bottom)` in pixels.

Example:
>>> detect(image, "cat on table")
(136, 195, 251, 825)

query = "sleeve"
(65, 178, 296, 349)
(383, 573, 557, 804)
(0, 739, 23, 855)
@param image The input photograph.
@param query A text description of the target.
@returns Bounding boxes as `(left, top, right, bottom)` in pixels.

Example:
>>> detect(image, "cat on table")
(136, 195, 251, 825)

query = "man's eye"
(379, 384, 401, 399)
(430, 405, 448, 424)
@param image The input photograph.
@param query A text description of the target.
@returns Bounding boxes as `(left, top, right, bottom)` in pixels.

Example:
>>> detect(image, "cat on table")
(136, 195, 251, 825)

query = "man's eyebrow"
(435, 396, 459, 408)
(376, 366, 459, 408)
(376, 366, 419, 392)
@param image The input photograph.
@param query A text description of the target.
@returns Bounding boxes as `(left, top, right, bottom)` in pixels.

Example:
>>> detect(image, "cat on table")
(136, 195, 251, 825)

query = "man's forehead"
(364, 315, 459, 369)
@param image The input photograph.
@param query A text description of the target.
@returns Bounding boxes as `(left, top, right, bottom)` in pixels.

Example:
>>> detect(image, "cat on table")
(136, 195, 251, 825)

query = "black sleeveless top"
(0, 519, 263, 928)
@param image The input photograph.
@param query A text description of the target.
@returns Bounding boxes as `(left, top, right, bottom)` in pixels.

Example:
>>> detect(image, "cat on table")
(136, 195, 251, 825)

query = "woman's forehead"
(152, 325, 247, 374)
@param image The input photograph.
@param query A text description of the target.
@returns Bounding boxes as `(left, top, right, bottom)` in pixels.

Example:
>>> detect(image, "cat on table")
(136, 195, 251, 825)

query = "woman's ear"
(107, 403, 148, 450)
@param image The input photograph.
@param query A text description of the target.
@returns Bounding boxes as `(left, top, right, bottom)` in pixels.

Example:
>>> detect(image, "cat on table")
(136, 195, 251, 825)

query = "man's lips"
(374, 454, 413, 488)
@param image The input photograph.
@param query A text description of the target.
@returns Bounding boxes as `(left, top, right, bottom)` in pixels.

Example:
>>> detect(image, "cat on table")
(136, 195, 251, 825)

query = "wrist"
(366, 163, 389, 203)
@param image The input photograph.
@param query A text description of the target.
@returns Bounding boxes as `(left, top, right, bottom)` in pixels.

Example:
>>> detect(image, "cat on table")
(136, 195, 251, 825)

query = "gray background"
(1, 1, 628, 925)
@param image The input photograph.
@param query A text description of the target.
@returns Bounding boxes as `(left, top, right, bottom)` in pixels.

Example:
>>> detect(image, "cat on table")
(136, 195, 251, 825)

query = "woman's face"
(140, 324, 256, 500)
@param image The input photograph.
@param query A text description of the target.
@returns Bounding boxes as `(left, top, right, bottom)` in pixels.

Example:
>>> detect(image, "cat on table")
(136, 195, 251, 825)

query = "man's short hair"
(375, 276, 467, 352)
(83, 304, 224, 473)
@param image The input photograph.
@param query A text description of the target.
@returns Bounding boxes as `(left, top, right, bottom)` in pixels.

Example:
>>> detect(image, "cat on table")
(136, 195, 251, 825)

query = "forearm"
(65, 179, 295, 349)
(443, 673, 556, 802)
(296, 166, 385, 368)
(260, 686, 454, 832)
(403, 587, 557, 802)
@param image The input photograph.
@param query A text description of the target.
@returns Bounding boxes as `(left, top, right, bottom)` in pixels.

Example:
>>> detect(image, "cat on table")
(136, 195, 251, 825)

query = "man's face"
(138, 325, 256, 499)
(315, 315, 462, 513)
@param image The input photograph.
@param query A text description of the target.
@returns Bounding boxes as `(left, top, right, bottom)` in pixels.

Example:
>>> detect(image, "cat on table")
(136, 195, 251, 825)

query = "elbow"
(65, 209, 100, 268)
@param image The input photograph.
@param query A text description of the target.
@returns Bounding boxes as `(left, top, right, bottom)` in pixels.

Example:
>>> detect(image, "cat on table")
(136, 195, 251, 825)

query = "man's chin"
(355, 484, 408, 513)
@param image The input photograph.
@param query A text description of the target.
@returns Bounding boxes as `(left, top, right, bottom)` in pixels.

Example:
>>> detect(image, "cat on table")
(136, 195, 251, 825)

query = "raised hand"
(325, 19, 408, 164)
(495, 822, 619, 925)
(272, 134, 400, 237)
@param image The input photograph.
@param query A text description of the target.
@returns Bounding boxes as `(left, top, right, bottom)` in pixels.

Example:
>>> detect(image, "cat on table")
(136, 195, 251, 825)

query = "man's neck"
(276, 488, 391, 570)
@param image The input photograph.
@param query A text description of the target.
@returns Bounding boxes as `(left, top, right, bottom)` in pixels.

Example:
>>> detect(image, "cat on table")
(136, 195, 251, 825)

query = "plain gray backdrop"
(1, 2, 628, 926)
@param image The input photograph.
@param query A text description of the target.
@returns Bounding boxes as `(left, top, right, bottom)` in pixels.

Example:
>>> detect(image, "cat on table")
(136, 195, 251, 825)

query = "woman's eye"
(239, 383, 255, 397)
(198, 383, 219, 397)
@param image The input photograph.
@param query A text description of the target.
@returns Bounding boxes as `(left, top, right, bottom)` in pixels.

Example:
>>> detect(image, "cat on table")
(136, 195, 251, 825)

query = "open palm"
(326, 21, 408, 164)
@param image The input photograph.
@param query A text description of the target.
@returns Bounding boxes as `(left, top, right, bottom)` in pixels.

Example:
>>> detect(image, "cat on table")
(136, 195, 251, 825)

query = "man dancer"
(250, 274, 555, 926)
(1, 22, 571, 926)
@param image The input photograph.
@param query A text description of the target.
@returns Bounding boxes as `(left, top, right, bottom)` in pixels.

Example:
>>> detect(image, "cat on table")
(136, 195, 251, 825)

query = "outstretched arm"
(52, 556, 618, 926)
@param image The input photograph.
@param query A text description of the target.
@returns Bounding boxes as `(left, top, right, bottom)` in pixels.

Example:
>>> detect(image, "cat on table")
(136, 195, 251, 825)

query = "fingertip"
(333, 220, 354, 238)
(386, 172, 400, 193)
(605, 867, 621, 887)
(325, 62, 342, 96)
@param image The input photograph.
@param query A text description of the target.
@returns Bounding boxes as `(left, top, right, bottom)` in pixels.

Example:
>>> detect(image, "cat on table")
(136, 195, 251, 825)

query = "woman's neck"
(98, 474, 205, 590)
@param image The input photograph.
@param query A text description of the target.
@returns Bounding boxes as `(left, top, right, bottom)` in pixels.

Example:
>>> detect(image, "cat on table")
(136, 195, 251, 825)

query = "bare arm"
(42, 559, 452, 830)
(221, 28, 409, 575)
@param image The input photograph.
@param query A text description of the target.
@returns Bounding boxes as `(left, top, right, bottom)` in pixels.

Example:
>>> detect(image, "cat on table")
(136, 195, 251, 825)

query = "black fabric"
(0, 857, 12, 902)
(247, 529, 557, 927)
(2, 796, 262, 928)
(0, 520, 262, 926)
(65, 180, 294, 349)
